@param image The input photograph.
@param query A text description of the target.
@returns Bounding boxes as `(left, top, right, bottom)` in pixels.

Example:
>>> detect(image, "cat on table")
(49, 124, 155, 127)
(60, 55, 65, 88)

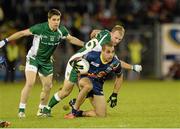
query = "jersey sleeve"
(59, 25, 69, 38)
(96, 30, 111, 46)
(29, 23, 42, 35)
(112, 58, 122, 77)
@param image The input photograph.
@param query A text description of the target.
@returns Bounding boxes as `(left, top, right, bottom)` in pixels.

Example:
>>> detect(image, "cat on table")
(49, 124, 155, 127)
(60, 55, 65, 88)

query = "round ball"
(76, 59, 90, 74)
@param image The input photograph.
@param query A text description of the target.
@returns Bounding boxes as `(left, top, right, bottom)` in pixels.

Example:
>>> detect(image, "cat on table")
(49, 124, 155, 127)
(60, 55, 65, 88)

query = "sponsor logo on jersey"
(42, 35, 48, 39)
(105, 66, 113, 73)
(90, 62, 100, 67)
(41, 42, 60, 45)
(50, 36, 55, 41)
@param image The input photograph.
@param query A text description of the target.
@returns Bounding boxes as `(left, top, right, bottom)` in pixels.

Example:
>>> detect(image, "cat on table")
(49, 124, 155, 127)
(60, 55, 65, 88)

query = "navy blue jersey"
(83, 51, 122, 82)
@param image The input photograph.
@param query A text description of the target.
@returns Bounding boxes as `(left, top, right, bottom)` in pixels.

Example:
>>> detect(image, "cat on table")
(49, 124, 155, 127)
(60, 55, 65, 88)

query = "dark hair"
(48, 9, 61, 19)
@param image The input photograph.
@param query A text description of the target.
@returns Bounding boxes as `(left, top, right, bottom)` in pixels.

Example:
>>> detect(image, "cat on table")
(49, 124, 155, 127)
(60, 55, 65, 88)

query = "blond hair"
(111, 25, 125, 34)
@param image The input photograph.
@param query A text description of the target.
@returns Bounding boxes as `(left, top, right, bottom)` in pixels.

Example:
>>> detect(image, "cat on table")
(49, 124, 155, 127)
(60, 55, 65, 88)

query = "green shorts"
(25, 57, 53, 76)
(65, 61, 78, 83)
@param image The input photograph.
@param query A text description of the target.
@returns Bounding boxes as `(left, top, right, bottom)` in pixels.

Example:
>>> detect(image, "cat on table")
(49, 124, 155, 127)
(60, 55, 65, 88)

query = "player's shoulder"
(99, 29, 111, 35)
(29, 22, 47, 33)
(58, 25, 69, 36)
(111, 56, 121, 67)
(88, 51, 101, 58)
(89, 51, 100, 56)
(59, 24, 68, 30)
(34, 22, 48, 27)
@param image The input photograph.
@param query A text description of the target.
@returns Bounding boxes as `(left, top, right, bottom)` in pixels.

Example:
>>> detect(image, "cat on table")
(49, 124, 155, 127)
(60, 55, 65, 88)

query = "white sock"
(54, 92, 61, 101)
(19, 103, 26, 109)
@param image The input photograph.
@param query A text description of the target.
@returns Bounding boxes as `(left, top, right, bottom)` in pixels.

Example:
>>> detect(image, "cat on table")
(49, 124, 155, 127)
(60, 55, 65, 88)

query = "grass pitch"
(0, 80, 180, 128)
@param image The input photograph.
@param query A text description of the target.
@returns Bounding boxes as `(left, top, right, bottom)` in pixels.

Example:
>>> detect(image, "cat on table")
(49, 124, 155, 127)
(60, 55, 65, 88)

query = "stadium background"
(0, 0, 180, 128)
(0, 0, 179, 81)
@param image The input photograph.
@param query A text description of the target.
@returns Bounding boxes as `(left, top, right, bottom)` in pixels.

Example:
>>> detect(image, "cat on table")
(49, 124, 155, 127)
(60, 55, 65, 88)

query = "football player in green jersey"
(42, 25, 142, 117)
(0, 9, 84, 118)
(42, 25, 136, 116)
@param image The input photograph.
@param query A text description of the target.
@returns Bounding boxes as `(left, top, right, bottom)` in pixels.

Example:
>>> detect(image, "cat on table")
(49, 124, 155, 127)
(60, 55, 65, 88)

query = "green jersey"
(67, 29, 112, 83)
(28, 22, 69, 62)
(80, 29, 111, 53)
(96, 29, 111, 45)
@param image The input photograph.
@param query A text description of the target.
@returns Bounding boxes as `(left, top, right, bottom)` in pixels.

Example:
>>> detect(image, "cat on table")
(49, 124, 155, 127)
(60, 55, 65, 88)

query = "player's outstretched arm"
(120, 60, 142, 72)
(66, 34, 84, 47)
(107, 74, 123, 108)
(0, 29, 32, 48)
(90, 29, 101, 39)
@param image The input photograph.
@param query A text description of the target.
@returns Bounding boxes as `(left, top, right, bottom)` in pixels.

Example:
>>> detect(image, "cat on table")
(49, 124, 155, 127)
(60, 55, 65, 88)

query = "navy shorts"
(81, 77, 104, 97)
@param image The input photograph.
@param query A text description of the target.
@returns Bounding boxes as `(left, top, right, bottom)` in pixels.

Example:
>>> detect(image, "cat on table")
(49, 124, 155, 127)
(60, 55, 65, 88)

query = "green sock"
(19, 108, 25, 113)
(48, 95, 60, 108)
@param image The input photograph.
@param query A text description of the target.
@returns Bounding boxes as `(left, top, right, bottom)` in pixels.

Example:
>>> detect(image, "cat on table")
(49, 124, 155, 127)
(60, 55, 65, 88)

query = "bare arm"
(7, 29, 32, 42)
(113, 74, 123, 94)
(66, 34, 84, 47)
(120, 60, 133, 70)
(120, 60, 142, 72)
(90, 29, 101, 39)
(107, 74, 123, 108)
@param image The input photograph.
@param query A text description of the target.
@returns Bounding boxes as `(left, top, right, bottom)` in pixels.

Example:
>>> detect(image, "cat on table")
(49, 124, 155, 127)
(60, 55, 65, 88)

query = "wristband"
(4, 38, 8, 43)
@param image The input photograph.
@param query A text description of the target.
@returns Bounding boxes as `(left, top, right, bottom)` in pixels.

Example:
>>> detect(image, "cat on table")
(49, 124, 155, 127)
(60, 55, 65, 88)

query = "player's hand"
(69, 58, 83, 72)
(107, 93, 117, 108)
(132, 65, 142, 73)
(0, 39, 8, 48)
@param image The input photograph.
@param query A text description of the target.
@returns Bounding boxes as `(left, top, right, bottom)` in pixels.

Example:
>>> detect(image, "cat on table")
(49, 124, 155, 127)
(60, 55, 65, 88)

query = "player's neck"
(100, 54, 108, 64)
(48, 24, 57, 31)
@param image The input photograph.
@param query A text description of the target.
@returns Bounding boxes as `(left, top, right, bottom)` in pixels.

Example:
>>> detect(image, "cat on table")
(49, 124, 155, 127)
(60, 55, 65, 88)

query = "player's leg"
(18, 71, 37, 118)
(37, 74, 53, 116)
(81, 94, 106, 117)
(42, 79, 75, 116)
(93, 95, 107, 117)
(42, 61, 77, 116)
(80, 97, 96, 117)
(73, 77, 93, 110)
(18, 57, 38, 118)
(64, 78, 93, 119)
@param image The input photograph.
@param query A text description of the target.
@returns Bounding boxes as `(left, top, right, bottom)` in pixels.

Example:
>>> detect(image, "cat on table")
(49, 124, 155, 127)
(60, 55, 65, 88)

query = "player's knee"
(79, 81, 92, 91)
(43, 82, 53, 88)
(43, 86, 51, 93)
(95, 107, 107, 117)
(79, 78, 92, 91)
(83, 84, 92, 92)
(25, 81, 34, 88)
(96, 111, 106, 117)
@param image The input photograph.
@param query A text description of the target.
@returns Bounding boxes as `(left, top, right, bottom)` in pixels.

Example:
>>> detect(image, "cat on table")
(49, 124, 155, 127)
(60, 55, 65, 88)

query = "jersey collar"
(100, 54, 108, 64)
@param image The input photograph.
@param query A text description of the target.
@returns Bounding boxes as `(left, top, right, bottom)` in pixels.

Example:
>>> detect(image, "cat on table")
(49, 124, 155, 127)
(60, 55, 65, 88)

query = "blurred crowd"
(0, 0, 180, 35)
(0, 0, 179, 81)
(0, 0, 179, 42)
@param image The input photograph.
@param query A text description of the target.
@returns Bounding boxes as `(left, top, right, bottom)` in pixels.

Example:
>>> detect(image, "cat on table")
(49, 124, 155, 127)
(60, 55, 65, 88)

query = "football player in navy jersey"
(65, 44, 142, 118)
(42, 25, 142, 117)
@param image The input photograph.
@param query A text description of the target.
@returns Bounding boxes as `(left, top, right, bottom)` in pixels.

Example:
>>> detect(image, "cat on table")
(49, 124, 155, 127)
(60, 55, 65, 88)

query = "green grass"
(0, 80, 180, 128)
